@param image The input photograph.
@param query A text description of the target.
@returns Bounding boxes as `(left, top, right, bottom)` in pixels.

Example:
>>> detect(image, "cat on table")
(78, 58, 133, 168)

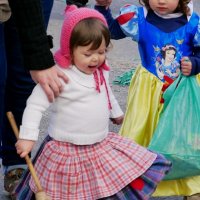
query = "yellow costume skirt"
(120, 66, 200, 196)
(120, 65, 163, 147)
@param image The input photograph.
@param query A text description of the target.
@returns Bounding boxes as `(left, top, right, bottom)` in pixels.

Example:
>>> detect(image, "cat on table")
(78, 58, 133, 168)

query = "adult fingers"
(57, 69, 69, 83)
(40, 83, 55, 102)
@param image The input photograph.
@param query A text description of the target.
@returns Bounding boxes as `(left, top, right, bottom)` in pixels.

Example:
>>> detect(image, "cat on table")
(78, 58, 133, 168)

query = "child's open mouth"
(88, 65, 97, 68)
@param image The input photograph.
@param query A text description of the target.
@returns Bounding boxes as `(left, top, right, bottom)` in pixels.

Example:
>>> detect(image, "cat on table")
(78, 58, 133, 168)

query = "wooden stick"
(6, 112, 43, 192)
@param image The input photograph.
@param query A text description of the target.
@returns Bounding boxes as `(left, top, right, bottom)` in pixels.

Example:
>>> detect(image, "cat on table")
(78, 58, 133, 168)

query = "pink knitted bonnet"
(54, 5, 108, 68)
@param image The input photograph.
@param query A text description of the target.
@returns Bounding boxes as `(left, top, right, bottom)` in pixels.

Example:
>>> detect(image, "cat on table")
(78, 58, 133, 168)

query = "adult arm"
(8, 0, 68, 101)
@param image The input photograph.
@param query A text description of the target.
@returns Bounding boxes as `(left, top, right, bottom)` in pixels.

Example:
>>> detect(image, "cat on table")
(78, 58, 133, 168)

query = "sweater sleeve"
(115, 5, 140, 42)
(95, 4, 140, 42)
(189, 47, 200, 75)
(109, 89, 124, 118)
(8, 0, 55, 70)
(19, 84, 51, 141)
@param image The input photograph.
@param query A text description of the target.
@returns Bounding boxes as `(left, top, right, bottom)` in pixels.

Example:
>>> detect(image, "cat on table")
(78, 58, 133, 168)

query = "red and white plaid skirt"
(29, 132, 156, 200)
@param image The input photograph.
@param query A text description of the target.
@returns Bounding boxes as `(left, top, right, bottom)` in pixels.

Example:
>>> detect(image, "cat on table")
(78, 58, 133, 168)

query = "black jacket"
(8, 0, 88, 70)
(8, 0, 55, 70)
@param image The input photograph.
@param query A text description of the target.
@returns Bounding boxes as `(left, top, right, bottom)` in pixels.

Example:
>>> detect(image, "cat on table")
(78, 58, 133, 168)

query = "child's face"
(72, 38, 107, 75)
(149, 0, 179, 15)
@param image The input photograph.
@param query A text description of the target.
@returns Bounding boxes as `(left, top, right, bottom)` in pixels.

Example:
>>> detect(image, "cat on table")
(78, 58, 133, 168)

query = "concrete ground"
(0, 0, 199, 199)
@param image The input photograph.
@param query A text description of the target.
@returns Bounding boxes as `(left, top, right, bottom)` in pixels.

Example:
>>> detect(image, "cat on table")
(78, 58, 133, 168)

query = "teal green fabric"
(113, 68, 135, 86)
(149, 75, 200, 180)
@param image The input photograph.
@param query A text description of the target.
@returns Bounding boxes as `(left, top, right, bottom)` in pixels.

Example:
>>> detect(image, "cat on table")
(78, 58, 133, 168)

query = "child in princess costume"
(13, 5, 171, 200)
(95, 0, 200, 199)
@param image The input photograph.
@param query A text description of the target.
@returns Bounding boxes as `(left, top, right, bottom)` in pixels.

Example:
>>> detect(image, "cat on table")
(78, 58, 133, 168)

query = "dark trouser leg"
(1, 0, 54, 166)
(0, 23, 7, 159)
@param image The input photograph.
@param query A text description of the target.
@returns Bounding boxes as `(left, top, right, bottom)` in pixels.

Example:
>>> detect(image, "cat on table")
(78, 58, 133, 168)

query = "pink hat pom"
(64, 5, 77, 13)
(54, 50, 71, 68)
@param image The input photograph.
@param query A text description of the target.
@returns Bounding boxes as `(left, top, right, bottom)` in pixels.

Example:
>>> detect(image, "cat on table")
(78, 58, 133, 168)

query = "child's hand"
(181, 57, 192, 76)
(95, 0, 112, 8)
(15, 139, 35, 158)
(110, 115, 124, 125)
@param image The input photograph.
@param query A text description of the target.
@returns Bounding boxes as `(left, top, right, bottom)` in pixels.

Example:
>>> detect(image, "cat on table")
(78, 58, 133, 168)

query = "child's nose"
(158, 0, 165, 3)
(92, 55, 99, 62)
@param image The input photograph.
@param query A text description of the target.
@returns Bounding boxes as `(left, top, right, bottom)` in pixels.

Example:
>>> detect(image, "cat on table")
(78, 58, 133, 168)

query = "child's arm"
(181, 57, 193, 76)
(108, 87, 124, 120)
(19, 84, 52, 144)
(15, 139, 35, 158)
(110, 116, 124, 125)
(103, 71, 124, 124)
(183, 54, 200, 76)
(95, 3, 140, 42)
(94, 1, 126, 40)
(17, 84, 52, 157)
(188, 19, 200, 76)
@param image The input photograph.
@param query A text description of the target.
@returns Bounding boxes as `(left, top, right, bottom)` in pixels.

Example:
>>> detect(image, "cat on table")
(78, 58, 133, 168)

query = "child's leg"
(184, 194, 200, 200)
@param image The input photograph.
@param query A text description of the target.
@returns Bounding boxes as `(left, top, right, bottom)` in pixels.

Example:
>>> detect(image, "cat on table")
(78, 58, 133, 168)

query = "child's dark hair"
(70, 18, 110, 54)
(139, 0, 191, 15)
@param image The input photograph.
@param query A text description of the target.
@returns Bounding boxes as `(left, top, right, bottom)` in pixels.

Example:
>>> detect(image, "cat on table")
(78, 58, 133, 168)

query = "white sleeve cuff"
(110, 102, 124, 118)
(19, 126, 39, 141)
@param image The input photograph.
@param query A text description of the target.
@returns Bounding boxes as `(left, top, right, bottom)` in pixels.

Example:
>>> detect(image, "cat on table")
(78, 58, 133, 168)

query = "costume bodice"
(117, 5, 200, 81)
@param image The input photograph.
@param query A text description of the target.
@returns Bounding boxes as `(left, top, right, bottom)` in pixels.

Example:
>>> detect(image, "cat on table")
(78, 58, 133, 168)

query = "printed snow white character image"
(156, 44, 180, 81)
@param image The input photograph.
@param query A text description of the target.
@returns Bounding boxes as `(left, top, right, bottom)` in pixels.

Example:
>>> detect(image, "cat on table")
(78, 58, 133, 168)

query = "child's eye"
(99, 51, 105, 55)
(84, 54, 91, 57)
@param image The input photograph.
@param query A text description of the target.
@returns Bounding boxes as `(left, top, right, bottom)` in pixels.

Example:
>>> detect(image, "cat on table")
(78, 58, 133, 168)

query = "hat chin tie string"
(93, 69, 112, 110)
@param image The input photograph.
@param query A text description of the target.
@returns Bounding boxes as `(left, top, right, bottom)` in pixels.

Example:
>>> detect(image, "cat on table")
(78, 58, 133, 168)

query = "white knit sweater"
(19, 66, 123, 145)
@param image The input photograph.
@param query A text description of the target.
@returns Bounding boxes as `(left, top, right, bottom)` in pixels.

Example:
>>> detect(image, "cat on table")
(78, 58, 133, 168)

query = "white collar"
(153, 11, 183, 19)
(59, 65, 96, 88)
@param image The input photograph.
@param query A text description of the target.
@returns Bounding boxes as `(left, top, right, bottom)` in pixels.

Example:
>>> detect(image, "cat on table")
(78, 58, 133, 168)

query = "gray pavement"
(0, 0, 199, 199)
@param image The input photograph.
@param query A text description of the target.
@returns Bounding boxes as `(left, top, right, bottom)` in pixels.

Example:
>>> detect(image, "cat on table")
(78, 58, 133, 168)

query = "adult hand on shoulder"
(30, 65, 68, 102)
(95, 0, 112, 8)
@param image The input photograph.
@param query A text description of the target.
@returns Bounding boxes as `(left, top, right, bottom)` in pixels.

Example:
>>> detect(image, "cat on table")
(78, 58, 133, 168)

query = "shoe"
(184, 194, 200, 200)
(4, 168, 25, 199)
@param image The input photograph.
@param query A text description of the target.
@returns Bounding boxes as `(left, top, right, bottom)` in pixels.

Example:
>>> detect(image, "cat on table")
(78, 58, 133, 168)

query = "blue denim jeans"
(0, 0, 54, 166)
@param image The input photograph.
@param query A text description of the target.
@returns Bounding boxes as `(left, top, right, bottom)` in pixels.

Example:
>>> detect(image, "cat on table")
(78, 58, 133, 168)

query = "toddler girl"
(14, 5, 171, 200)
